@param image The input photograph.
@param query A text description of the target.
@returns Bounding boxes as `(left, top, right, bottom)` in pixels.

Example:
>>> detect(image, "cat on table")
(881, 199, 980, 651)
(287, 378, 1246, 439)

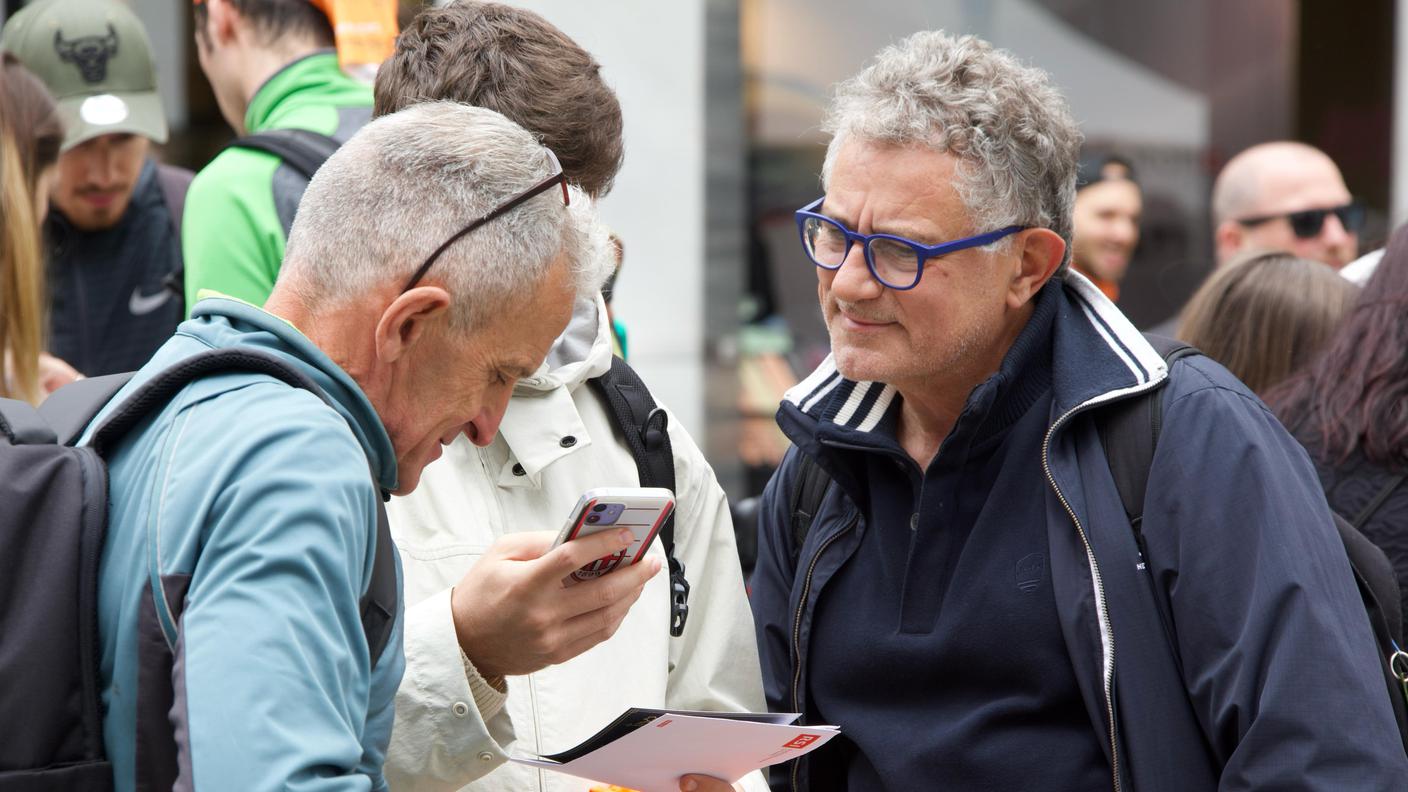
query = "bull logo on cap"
(54, 25, 120, 84)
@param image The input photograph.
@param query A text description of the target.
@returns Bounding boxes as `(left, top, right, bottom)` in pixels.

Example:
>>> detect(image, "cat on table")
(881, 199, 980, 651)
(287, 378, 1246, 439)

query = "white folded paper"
(512, 708, 840, 792)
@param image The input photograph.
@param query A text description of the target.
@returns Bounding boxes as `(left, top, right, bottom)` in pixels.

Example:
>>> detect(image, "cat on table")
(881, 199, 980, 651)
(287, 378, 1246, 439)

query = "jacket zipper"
(789, 513, 858, 792)
(1041, 383, 1163, 792)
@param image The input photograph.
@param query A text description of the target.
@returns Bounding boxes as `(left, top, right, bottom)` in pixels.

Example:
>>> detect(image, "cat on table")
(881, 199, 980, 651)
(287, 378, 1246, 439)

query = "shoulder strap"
(788, 452, 834, 566)
(0, 397, 59, 445)
(1098, 336, 1200, 528)
(83, 348, 396, 663)
(85, 348, 329, 457)
(1352, 474, 1407, 530)
(587, 356, 690, 637)
(155, 164, 194, 239)
(155, 164, 195, 300)
(225, 128, 342, 182)
(1095, 337, 1200, 682)
(39, 372, 139, 446)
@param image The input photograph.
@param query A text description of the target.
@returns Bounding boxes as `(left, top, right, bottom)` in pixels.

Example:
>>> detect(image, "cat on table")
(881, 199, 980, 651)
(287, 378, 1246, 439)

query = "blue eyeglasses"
(794, 197, 1026, 290)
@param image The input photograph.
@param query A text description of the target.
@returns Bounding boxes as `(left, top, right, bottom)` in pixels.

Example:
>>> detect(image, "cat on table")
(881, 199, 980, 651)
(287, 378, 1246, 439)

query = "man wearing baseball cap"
(1, 0, 191, 378)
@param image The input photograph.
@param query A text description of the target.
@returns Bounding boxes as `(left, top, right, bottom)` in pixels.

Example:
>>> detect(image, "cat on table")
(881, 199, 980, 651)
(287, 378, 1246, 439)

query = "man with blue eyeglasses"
(685, 29, 1408, 792)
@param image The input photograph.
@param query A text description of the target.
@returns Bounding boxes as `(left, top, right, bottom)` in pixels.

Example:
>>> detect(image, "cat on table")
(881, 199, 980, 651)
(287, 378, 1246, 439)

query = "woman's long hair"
(1269, 225, 1408, 468)
(1178, 250, 1359, 396)
(0, 53, 62, 403)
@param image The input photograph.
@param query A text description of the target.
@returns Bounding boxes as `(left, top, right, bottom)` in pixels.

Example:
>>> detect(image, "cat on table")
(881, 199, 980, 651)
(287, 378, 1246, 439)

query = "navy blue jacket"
(751, 274, 1408, 792)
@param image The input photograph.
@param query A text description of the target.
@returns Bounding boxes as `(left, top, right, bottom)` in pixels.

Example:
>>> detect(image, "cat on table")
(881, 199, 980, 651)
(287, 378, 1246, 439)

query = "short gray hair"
(822, 31, 1083, 274)
(282, 102, 611, 329)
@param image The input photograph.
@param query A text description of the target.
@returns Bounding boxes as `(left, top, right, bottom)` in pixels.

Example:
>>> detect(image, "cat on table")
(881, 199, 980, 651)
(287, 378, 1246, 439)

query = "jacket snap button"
(478, 751, 494, 762)
(909, 513, 919, 531)
(452, 701, 470, 717)
(511, 463, 526, 476)
(560, 436, 577, 448)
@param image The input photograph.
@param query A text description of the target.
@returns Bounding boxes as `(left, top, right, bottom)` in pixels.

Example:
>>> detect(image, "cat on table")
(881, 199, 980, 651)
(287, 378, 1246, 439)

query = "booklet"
(511, 708, 840, 792)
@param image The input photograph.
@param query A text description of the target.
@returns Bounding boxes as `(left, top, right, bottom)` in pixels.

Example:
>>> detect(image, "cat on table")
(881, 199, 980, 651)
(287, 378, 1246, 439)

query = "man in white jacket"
(376, 4, 768, 791)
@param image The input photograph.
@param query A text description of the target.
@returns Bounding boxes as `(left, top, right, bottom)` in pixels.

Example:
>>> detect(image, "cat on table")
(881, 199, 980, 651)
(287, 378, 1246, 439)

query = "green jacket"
(182, 52, 371, 315)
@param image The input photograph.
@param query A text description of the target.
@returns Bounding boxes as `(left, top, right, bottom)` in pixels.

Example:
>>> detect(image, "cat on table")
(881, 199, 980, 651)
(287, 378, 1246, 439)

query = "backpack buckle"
(668, 556, 690, 637)
(643, 407, 669, 452)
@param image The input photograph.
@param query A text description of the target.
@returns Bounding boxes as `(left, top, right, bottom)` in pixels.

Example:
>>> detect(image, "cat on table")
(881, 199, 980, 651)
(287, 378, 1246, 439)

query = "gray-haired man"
(88, 102, 659, 791)
(694, 30, 1408, 792)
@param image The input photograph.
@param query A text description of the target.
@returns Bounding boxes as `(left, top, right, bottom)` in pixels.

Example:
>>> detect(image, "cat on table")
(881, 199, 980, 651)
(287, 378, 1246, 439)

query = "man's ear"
(1007, 228, 1066, 309)
(205, 0, 241, 47)
(1213, 221, 1244, 267)
(375, 286, 452, 365)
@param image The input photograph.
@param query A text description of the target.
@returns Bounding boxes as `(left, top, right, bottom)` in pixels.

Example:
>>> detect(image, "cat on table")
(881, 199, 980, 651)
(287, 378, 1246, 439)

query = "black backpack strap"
(155, 164, 193, 239)
(1095, 336, 1200, 680)
(79, 348, 397, 662)
(1097, 336, 1200, 530)
(225, 128, 341, 182)
(587, 356, 690, 637)
(39, 372, 138, 446)
(364, 498, 397, 663)
(1352, 474, 1407, 531)
(0, 397, 59, 445)
(1333, 511, 1408, 753)
(788, 452, 834, 567)
(85, 348, 329, 457)
(155, 164, 194, 300)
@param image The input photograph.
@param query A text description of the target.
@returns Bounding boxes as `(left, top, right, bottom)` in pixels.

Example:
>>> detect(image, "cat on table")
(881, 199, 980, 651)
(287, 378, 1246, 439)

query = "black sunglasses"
(1236, 202, 1366, 240)
(401, 149, 570, 293)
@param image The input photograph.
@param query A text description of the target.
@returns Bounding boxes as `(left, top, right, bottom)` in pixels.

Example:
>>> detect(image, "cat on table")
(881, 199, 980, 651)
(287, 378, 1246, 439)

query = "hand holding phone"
(551, 487, 675, 583)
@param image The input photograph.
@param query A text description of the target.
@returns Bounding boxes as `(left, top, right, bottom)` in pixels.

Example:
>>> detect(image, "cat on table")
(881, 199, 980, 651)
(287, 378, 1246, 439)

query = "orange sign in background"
(307, 0, 398, 75)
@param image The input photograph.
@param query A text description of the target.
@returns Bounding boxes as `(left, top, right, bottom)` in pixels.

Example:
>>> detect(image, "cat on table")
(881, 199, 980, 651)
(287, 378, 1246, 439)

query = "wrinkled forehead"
(823, 137, 976, 238)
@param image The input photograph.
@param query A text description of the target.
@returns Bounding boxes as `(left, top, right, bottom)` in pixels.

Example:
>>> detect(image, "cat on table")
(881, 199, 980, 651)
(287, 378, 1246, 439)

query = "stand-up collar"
(244, 50, 349, 134)
(780, 270, 1169, 451)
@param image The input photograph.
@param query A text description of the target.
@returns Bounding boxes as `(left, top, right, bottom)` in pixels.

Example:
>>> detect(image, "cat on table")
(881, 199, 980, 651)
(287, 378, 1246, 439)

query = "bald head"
(1212, 142, 1357, 268)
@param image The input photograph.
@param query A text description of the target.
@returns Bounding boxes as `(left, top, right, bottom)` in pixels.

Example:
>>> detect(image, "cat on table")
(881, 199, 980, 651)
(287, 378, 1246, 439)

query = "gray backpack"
(0, 348, 396, 790)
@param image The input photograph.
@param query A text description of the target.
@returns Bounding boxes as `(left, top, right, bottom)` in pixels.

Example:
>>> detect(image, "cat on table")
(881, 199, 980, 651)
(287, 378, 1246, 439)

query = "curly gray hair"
(821, 31, 1083, 274)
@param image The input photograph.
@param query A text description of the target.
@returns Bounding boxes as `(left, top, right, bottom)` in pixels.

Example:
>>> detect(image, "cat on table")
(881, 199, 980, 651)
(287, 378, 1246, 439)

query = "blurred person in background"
(0, 53, 71, 403)
(373, 4, 766, 790)
(1177, 250, 1358, 395)
(1213, 141, 1362, 269)
(2, 0, 189, 378)
(1270, 224, 1408, 632)
(183, 0, 373, 312)
(1069, 154, 1141, 302)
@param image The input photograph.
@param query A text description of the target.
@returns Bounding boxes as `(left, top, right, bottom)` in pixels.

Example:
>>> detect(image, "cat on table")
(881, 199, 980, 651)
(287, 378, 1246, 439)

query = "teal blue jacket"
(86, 297, 404, 791)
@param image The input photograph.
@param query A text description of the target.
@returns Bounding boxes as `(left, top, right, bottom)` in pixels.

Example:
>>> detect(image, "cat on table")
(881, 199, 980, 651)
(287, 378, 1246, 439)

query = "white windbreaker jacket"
(383, 295, 768, 792)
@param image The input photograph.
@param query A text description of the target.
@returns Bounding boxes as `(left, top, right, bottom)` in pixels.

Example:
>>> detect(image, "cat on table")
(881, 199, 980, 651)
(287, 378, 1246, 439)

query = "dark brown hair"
(374, 1, 624, 197)
(195, 0, 335, 49)
(1178, 250, 1358, 396)
(1270, 226, 1408, 467)
(0, 53, 63, 402)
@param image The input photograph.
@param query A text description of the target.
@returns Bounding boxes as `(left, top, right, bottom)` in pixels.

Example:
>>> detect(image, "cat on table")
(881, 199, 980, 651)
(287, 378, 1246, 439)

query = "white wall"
(508, 0, 709, 436)
(129, 0, 187, 132)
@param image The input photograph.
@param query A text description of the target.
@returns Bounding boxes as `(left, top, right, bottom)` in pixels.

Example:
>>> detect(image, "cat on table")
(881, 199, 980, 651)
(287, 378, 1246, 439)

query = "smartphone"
(551, 487, 675, 583)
